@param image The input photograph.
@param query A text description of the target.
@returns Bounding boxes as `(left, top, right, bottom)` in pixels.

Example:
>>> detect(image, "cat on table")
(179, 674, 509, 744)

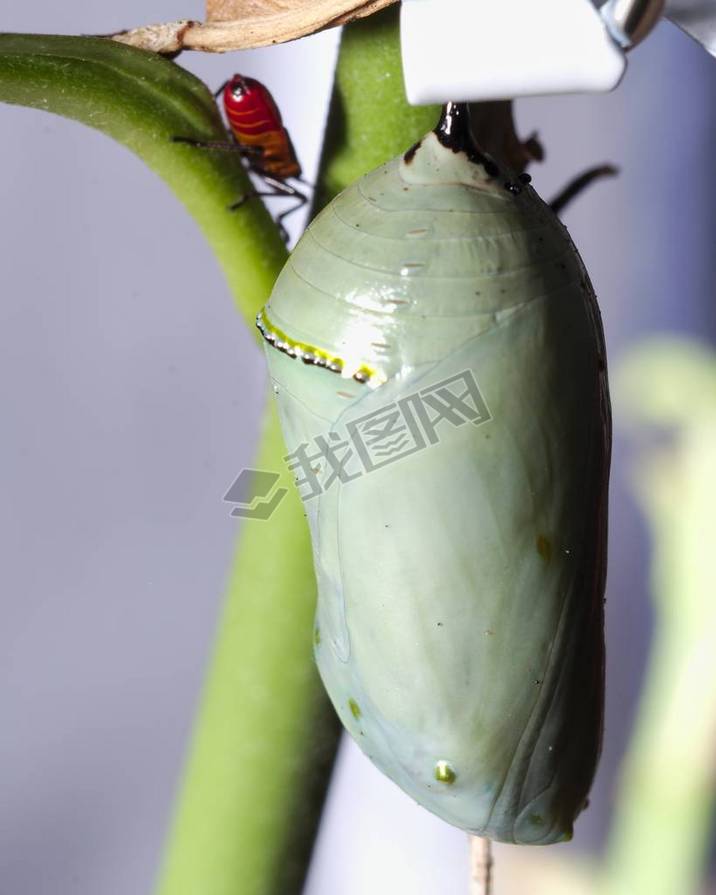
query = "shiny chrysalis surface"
(258, 104, 610, 844)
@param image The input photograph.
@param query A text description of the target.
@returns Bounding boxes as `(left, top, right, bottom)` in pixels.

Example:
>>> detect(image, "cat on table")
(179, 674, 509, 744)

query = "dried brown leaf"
(111, 0, 397, 54)
(111, 20, 197, 54)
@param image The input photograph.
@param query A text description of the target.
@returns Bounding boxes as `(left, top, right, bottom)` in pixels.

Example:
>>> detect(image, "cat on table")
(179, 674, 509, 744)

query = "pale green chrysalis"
(258, 104, 610, 845)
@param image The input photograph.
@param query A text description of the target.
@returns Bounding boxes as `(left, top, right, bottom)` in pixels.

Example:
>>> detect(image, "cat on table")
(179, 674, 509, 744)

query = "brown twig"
(469, 836, 493, 895)
(469, 101, 544, 174)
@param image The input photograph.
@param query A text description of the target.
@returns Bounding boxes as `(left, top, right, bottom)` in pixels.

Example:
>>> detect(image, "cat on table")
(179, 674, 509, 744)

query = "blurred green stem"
(604, 342, 716, 895)
(155, 10, 438, 895)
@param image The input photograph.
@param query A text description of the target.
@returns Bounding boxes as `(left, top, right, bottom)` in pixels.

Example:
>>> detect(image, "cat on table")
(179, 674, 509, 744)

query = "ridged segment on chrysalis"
(258, 103, 610, 845)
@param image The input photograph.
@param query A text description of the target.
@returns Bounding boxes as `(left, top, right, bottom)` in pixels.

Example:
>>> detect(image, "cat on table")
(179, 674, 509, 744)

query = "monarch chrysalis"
(258, 103, 610, 844)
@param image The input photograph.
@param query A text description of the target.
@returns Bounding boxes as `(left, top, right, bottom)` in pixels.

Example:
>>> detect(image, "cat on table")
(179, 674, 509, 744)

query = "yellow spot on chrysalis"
(434, 760, 456, 784)
(536, 534, 552, 563)
(529, 813, 544, 826)
(313, 627, 321, 646)
(348, 698, 361, 720)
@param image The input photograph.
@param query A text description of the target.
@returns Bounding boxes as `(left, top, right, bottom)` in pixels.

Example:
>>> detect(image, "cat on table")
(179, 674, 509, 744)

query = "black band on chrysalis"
(433, 102, 499, 178)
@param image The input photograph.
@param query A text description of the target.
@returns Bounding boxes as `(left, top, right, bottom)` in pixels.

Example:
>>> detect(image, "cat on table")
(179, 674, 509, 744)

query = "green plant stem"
(603, 342, 716, 895)
(315, 9, 439, 209)
(155, 403, 337, 895)
(155, 9, 439, 895)
(0, 34, 286, 326)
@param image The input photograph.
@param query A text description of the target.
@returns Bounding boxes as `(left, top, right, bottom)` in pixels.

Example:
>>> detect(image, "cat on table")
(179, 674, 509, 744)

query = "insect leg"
(213, 80, 231, 99)
(260, 176, 306, 198)
(273, 202, 307, 243)
(550, 165, 619, 216)
(259, 177, 309, 232)
(238, 145, 265, 158)
(227, 173, 304, 209)
(171, 135, 241, 152)
(229, 177, 308, 243)
(273, 187, 309, 244)
(228, 189, 280, 210)
(171, 137, 268, 172)
(227, 189, 291, 241)
(276, 190, 308, 226)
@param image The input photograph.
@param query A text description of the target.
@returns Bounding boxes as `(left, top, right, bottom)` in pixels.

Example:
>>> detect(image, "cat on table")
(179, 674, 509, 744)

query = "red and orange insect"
(220, 75, 301, 180)
(172, 74, 307, 240)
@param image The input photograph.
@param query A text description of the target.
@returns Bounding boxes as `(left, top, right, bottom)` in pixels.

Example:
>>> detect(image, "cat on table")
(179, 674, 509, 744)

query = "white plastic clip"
(400, 0, 665, 104)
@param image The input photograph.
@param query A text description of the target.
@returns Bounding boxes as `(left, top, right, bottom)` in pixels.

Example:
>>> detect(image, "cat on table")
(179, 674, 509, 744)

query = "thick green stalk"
(0, 34, 286, 325)
(315, 8, 439, 208)
(155, 10, 438, 895)
(155, 402, 337, 895)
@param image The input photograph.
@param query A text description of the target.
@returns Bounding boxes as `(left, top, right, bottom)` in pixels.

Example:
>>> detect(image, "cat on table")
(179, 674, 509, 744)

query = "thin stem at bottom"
(469, 836, 493, 895)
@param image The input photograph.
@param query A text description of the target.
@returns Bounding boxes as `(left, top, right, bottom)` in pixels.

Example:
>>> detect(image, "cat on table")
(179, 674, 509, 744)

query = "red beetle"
(173, 74, 307, 240)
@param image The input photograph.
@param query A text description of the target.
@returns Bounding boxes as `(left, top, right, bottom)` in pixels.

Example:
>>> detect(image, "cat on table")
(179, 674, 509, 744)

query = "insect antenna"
(550, 164, 619, 215)
(213, 79, 231, 99)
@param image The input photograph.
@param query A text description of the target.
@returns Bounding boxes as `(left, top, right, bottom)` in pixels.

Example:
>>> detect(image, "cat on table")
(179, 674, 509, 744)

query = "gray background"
(1, 4, 715, 893)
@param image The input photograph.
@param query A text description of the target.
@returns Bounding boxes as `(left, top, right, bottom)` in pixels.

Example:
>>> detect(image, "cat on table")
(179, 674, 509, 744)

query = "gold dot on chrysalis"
(434, 760, 456, 784)
(348, 698, 362, 720)
(536, 534, 552, 563)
